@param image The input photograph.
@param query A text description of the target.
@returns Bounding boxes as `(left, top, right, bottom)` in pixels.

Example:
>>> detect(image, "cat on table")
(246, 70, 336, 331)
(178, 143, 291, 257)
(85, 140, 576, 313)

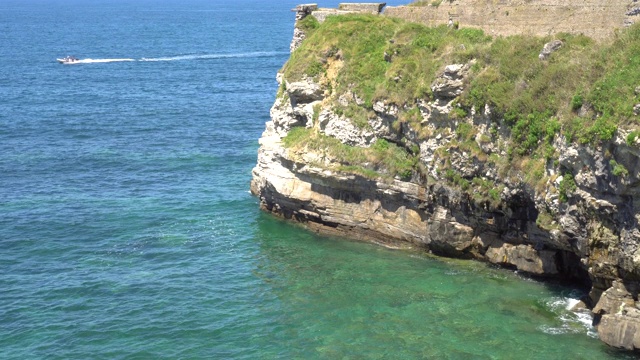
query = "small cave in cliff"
(555, 250, 592, 288)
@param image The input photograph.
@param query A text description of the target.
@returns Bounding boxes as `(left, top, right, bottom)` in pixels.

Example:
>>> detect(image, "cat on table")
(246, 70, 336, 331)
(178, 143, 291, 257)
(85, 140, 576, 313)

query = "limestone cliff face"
(252, 8, 640, 352)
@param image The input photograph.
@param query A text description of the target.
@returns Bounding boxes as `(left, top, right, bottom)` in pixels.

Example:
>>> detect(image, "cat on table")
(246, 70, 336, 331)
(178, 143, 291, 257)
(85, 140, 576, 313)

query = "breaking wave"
(539, 295, 598, 338)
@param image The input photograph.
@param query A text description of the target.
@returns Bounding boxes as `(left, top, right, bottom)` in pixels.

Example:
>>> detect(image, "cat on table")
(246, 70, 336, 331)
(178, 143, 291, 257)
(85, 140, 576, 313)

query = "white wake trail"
(139, 51, 287, 62)
(61, 52, 287, 64)
(77, 58, 135, 63)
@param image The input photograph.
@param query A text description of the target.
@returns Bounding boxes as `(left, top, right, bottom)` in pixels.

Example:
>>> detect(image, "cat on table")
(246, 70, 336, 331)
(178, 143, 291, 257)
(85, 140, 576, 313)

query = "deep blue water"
(0, 1, 634, 358)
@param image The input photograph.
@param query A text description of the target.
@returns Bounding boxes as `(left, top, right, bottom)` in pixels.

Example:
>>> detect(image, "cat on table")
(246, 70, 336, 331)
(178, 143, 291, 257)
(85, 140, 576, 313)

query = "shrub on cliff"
(558, 174, 577, 202)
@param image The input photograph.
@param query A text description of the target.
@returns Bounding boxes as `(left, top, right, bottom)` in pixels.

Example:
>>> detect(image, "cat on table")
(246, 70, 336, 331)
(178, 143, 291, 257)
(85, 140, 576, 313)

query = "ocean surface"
(0, 0, 633, 358)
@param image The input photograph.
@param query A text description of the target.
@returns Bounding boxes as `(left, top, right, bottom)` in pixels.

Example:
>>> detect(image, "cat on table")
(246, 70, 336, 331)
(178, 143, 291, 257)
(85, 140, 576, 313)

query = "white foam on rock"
(539, 296, 597, 338)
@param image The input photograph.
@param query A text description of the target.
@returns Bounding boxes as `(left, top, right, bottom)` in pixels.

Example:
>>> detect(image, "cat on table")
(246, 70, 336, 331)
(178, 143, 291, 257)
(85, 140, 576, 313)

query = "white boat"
(57, 56, 80, 64)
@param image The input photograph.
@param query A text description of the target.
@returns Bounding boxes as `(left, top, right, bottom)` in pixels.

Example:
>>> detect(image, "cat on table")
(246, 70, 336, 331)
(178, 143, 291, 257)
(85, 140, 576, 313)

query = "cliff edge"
(252, 4, 640, 351)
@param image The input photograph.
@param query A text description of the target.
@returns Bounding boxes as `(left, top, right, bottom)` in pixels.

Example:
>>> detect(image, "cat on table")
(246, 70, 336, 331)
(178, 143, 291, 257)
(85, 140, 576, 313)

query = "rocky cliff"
(251, 6, 640, 351)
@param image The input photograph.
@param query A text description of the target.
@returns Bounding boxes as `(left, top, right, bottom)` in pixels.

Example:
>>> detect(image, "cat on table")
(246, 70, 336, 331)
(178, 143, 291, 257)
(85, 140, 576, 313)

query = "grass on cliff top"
(284, 14, 491, 107)
(464, 30, 640, 150)
(282, 14, 640, 195)
(285, 13, 640, 156)
(283, 127, 417, 180)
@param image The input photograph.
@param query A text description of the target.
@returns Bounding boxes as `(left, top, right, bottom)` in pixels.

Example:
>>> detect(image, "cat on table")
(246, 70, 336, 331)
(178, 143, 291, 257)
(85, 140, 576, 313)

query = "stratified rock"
(270, 97, 303, 136)
(594, 281, 640, 350)
(286, 78, 324, 104)
(318, 110, 378, 147)
(431, 64, 468, 99)
(486, 243, 558, 275)
(598, 312, 640, 350)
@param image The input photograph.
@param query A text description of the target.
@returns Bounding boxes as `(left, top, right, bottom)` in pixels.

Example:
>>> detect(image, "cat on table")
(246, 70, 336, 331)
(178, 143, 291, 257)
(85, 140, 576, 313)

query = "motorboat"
(57, 56, 80, 64)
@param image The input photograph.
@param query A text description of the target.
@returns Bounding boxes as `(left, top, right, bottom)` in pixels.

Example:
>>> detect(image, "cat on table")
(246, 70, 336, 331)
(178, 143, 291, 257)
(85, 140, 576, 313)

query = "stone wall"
(291, 3, 387, 51)
(338, 3, 387, 12)
(385, 0, 640, 41)
(296, 1, 640, 41)
(294, 3, 386, 23)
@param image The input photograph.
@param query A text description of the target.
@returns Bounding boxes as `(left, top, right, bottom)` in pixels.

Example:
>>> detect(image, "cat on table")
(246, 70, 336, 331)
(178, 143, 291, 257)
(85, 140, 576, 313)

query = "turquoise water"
(0, 0, 633, 358)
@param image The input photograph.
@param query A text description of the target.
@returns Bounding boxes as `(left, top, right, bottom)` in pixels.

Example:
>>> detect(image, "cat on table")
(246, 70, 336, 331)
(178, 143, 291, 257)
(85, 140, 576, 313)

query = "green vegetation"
(284, 15, 491, 107)
(287, 14, 638, 134)
(609, 159, 629, 177)
(305, 61, 325, 77)
(449, 105, 468, 120)
(570, 93, 583, 111)
(297, 15, 320, 34)
(521, 156, 547, 191)
(281, 13, 640, 194)
(276, 81, 287, 100)
(312, 103, 322, 125)
(283, 128, 417, 180)
(508, 112, 560, 156)
(471, 176, 503, 207)
(558, 173, 577, 202)
(536, 209, 560, 231)
(464, 28, 640, 145)
(444, 169, 470, 190)
(282, 126, 312, 148)
(627, 130, 640, 146)
(440, 170, 504, 207)
(565, 116, 617, 144)
(455, 122, 475, 141)
(333, 103, 373, 129)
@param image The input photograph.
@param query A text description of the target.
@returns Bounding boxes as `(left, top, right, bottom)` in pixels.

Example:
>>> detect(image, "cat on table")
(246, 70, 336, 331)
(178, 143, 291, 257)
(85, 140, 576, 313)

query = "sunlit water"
(0, 0, 633, 358)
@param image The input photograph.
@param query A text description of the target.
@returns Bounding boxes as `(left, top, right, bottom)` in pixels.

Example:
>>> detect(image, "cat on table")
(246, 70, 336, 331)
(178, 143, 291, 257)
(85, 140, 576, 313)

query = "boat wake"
(59, 52, 287, 64)
(76, 58, 135, 64)
(139, 51, 287, 62)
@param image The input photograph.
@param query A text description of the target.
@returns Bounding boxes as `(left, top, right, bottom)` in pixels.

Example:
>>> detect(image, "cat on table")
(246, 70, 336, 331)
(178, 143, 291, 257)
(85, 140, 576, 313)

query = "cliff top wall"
(297, 1, 640, 40)
(385, 0, 638, 40)
(338, 3, 386, 12)
(294, 3, 387, 23)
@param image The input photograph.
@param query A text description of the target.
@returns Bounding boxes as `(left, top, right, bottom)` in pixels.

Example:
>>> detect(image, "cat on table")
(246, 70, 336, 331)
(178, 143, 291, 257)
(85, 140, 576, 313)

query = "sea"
(0, 0, 634, 358)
